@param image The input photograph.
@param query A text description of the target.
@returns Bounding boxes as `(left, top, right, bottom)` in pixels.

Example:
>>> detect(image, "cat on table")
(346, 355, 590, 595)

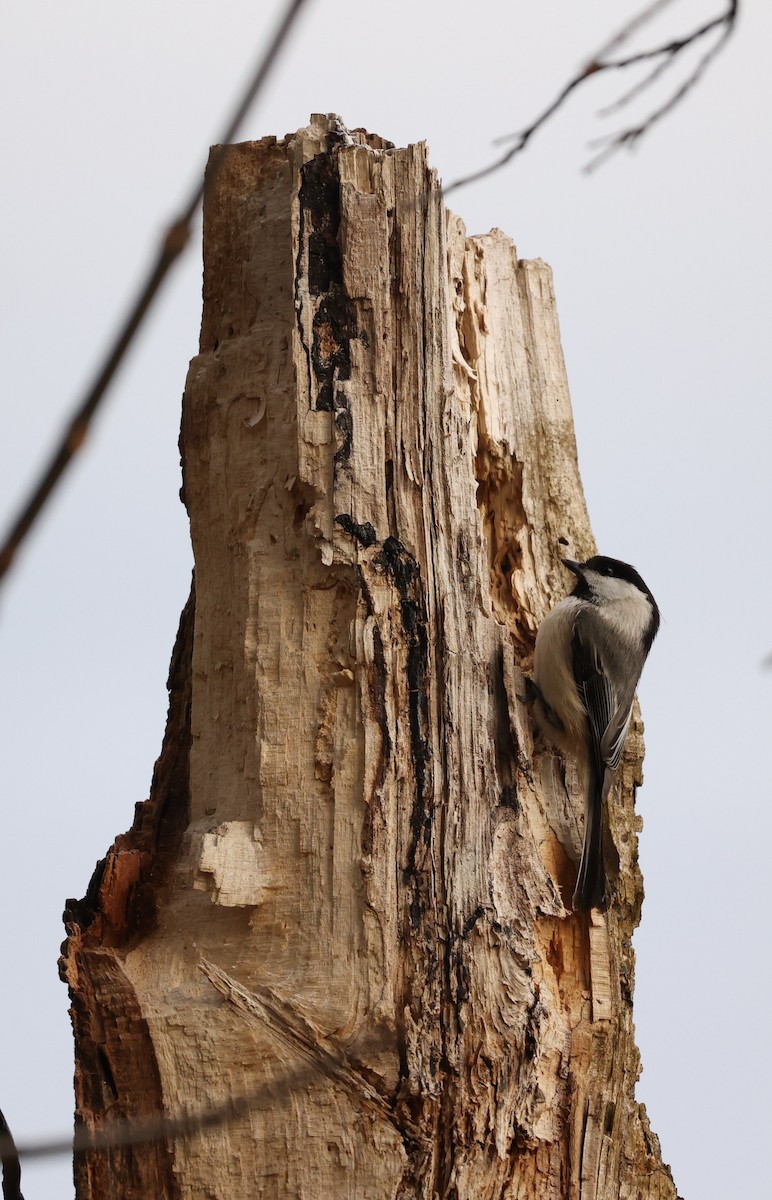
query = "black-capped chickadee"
(532, 556, 660, 912)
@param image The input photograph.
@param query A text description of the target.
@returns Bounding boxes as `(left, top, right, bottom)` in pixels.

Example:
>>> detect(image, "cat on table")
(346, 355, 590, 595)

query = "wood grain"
(62, 115, 676, 1200)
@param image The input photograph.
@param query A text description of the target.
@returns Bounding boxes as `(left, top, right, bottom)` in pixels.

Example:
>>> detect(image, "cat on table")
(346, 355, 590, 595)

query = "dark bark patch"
(334, 402, 354, 464)
(311, 297, 354, 411)
(335, 513, 377, 547)
(377, 538, 431, 867)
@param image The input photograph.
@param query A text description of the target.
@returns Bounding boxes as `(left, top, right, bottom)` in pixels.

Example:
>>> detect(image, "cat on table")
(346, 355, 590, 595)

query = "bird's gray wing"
(571, 610, 634, 774)
(601, 704, 634, 772)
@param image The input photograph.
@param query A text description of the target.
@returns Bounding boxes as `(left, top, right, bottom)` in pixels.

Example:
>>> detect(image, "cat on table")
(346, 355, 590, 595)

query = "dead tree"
(61, 114, 677, 1200)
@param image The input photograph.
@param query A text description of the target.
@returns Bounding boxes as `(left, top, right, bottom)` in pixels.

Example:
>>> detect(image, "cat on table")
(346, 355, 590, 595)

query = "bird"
(532, 555, 659, 912)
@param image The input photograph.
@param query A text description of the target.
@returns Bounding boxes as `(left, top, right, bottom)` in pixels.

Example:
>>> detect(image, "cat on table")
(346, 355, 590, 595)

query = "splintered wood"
(62, 115, 676, 1200)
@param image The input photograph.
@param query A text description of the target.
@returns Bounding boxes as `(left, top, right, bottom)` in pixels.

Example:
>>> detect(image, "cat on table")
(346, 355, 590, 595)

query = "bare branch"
(444, 0, 739, 196)
(0, 963, 397, 1165)
(0, 1026, 391, 1164)
(0, 0, 739, 585)
(593, 1, 737, 71)
(585, 12, 737, 170)
(444, 68, 594, 195)
(0, 1107, 24, 1200)
(592, 0, 680, 60)
(0, 0, 314, 589)
(596, 48, 681, 116)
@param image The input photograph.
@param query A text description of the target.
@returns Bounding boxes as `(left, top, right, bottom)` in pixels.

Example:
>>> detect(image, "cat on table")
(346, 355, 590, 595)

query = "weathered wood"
(62, 114, 677, 1200)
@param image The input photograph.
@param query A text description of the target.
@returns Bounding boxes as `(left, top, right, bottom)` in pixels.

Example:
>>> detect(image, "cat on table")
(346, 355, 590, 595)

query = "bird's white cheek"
(602, 592, 652, 644)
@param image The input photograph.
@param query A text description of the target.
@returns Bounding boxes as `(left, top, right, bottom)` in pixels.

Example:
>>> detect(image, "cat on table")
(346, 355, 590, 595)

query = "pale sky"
(1, 1, 769, 1196)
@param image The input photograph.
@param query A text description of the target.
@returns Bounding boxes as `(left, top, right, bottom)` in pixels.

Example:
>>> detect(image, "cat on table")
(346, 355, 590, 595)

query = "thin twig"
(445, 0, 738, 195)
(444, 69, 593, 195)
(596, 46, 681, 116)
(592, 0, 736, 71)
(0, 0, 313, 588)
(585, 11, 737, 170)
(591, 0, 679, 60)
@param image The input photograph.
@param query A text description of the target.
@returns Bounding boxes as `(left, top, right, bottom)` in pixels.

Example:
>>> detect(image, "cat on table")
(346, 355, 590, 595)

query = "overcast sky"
(1, 1, 769, 1196)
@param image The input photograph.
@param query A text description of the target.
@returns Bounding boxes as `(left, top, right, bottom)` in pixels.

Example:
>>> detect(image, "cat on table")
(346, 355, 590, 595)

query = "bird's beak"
(561, 558, 584, 576)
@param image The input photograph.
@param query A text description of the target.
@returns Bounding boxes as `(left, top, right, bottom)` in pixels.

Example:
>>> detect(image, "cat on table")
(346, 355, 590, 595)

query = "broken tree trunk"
(62, 114, 677, 1200)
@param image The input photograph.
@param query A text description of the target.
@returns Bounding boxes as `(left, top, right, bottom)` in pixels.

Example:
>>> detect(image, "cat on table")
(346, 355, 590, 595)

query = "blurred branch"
(0, 1002, 391, 1166)
(586, 0, 738, 169)
(445, 0, 739, 194)
(0, 0, 313, 589)
(0, 1060, 340, 1162)
(0, 1107, 23, 1200)
(0, 0, 740, 585)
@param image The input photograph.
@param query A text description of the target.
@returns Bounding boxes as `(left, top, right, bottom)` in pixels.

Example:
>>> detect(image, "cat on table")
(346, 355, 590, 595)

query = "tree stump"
(62, 114, 677, 1200)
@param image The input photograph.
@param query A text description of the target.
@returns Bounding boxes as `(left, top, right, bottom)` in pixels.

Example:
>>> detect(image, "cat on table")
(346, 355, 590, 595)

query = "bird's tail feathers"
(572, 766, 609, 913)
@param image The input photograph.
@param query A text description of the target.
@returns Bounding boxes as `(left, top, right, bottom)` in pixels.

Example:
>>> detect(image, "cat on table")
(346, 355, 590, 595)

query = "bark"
(62, 114, 678, 1200)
